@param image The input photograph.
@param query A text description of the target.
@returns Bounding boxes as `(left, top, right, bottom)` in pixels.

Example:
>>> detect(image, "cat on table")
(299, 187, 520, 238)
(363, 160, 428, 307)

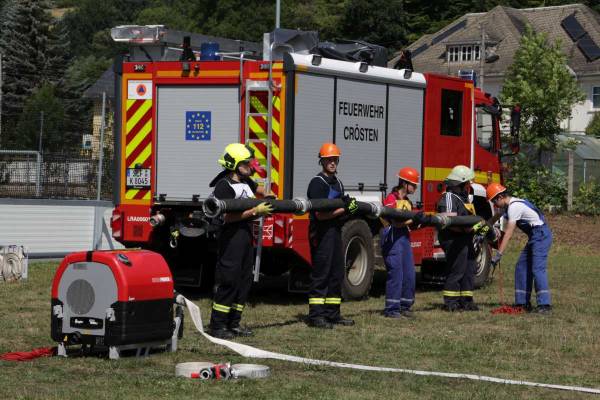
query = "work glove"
(491, 251, 502, 267)
(342, 195, 359, 215)
(253, 202, 273, 217)
(411, 211, 430, 227)
(472, 220, 491, 236)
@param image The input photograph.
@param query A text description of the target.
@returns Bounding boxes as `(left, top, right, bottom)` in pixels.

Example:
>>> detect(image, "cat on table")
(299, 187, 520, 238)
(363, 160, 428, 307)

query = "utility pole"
(38, 111, 44, 154)
(0, 53, 3, 148)
(479, 22, 485, 89)
(276, 0, 280, 29)
(96, 92, 106, 200)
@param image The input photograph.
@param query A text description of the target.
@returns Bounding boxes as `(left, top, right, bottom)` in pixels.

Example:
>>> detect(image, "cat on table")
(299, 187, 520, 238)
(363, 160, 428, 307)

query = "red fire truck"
(110, 26, 516, 299)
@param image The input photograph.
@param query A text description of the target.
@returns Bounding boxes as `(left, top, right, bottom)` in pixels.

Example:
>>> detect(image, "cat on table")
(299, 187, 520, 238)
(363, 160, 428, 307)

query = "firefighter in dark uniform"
(436, 165, 479, 311)
(306, 143, 357, 329)
(209, 143, 273, 339)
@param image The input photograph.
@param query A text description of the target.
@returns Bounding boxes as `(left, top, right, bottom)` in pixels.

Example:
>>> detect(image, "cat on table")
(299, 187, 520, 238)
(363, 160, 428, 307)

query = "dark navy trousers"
(381, 226, 415, 315)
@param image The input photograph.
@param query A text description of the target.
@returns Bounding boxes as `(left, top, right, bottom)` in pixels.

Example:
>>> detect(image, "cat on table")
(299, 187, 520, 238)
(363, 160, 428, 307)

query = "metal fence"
(0, 150, 113, 200)
(554, 152, 600, 189)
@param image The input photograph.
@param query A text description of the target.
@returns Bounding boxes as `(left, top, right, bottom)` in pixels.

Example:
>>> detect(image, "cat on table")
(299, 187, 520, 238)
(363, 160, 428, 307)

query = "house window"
(448, 46, 460, 62)
(448, 45, 482, 63)
(441, 89, 463, 136)
(462, 46, 472, 61)
(593, 87, 600, 108)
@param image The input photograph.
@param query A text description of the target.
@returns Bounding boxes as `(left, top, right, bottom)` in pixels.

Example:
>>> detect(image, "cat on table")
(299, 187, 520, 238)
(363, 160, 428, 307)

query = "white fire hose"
(177, 295, 600, 394)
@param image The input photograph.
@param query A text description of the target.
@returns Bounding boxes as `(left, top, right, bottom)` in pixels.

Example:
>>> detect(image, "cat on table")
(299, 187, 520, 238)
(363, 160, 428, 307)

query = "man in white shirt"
(487, 183, 553, 314)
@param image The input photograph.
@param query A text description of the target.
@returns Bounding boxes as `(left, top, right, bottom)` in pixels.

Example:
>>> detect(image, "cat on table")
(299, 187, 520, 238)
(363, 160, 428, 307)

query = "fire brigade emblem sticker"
(186, 111, 211, 141)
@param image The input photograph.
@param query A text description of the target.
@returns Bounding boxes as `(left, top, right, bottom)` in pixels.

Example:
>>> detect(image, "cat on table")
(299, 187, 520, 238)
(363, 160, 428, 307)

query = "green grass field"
(1, 239, 599, 400)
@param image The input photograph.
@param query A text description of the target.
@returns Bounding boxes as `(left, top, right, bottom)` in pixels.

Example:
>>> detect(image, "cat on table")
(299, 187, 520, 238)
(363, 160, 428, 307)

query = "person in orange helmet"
(381, 167, 428, 318)
(487, 183, 553, 314)
(306, 143, 357, 329)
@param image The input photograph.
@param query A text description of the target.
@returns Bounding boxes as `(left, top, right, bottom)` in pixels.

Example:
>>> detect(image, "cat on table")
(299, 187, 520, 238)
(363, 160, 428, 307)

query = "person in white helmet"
(436, 165, 479, 312)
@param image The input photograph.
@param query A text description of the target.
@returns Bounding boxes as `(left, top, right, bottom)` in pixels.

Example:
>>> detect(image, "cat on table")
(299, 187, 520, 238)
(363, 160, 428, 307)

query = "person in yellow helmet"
(436, 165, 479, 312)
(208, 143, 273, 339)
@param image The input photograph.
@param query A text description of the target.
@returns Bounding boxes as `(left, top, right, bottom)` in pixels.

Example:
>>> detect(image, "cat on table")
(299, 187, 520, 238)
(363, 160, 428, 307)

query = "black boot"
(443, 303, 461, 312)
(229, 324, 254, 337)
(513, 303, 533, 312)
(328, 316, 355, 326)
(462, 302, 479, 311)
(209, 327, 235, 339)
(307, 316, 334, 329)
(534, 305, 552, 315)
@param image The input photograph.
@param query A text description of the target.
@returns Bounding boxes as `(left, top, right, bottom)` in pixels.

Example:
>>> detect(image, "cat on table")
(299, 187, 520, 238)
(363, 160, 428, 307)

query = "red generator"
(51, 250, 183, 359)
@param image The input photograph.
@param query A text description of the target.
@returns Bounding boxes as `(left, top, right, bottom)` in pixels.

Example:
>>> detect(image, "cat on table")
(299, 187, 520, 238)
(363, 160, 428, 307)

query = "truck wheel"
(473, 239, 492, 289)
(341, 219, 375, 300)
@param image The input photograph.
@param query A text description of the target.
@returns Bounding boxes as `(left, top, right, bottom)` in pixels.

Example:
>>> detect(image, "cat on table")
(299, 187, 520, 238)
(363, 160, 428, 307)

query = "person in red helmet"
(381, 167, 427, 318)
(306, 142, 357, 329)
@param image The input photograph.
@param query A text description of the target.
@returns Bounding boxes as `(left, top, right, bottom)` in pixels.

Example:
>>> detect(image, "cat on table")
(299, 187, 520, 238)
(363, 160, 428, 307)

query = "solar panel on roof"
(411, 43, 428, 57)
(431, 20, 467, 45)
(577, 33, 600, 61)
(561, 14, 586, 41)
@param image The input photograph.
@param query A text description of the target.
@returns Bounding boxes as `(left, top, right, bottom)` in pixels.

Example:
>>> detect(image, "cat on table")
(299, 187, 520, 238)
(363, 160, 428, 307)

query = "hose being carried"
(202, 198, 483, 229)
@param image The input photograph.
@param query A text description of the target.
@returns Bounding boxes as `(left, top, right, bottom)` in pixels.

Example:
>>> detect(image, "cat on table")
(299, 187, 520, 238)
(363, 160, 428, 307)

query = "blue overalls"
(381, 221, 415, 316)
(508, 200, 553, 306)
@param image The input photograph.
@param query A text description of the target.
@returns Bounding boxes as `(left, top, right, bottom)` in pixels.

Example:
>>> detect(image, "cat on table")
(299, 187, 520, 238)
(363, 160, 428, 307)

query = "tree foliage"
(14, 84, 65, 152)
(573, 180, 600, 215)
(2, 0, 599, 152)
(504, 155, 567, 210)
(500, 26, 585, 162)
(585, 112, 600, 137)
(0, 0, 65, 146)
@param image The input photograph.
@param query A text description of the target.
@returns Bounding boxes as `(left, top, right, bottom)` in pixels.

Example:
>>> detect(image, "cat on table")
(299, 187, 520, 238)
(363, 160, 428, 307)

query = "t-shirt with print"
(212, 176, 258, 230)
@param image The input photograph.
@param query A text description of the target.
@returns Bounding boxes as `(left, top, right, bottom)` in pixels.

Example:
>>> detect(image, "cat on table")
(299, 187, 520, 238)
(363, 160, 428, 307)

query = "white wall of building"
(566, 76, 600, 133)
(479, 75, 600, 134)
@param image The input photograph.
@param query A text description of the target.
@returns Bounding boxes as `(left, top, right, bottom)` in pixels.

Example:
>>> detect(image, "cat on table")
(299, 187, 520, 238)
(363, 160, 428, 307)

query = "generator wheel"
(342, 219, 375, 300)
(473, 239, 492, 289)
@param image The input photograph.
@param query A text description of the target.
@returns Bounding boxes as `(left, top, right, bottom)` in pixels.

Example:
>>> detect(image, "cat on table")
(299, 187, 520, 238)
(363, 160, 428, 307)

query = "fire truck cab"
(110, 26, 507, 299)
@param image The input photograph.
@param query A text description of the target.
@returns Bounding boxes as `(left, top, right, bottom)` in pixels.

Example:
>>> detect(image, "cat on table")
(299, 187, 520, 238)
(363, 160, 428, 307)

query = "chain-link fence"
(0, 89, 115, 200)
(0, 150, 113, 200)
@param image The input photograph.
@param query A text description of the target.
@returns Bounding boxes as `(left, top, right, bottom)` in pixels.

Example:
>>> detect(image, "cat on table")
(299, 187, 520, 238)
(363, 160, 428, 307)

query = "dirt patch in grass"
(545, 214, 600, 253)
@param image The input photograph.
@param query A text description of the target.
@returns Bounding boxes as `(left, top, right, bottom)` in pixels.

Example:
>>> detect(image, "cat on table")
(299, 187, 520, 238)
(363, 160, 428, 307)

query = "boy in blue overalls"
(487, 183, 553, 314)
(381, 167, 427, 318)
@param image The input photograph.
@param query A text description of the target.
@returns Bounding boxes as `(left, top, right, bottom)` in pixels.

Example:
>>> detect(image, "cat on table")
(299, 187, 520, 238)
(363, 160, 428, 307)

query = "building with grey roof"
(391, 4, 600, 134)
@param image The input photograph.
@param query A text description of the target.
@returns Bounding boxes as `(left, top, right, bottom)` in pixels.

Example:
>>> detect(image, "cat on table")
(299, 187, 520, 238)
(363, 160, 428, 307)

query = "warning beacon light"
(110, 25, 165, 44)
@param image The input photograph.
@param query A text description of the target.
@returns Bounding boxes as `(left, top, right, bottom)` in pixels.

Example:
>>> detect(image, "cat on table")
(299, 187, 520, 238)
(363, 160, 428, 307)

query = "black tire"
(341, 219, 375, 300)
(473, 238, 492, 288)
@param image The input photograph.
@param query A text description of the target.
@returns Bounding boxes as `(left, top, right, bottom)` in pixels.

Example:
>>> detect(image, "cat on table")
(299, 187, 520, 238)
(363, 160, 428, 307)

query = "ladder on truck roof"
(244, 69, 275, 283)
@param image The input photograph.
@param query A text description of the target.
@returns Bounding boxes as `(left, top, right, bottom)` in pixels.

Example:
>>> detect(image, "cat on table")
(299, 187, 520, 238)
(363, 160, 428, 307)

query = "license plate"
(126, 168, 151, 188)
